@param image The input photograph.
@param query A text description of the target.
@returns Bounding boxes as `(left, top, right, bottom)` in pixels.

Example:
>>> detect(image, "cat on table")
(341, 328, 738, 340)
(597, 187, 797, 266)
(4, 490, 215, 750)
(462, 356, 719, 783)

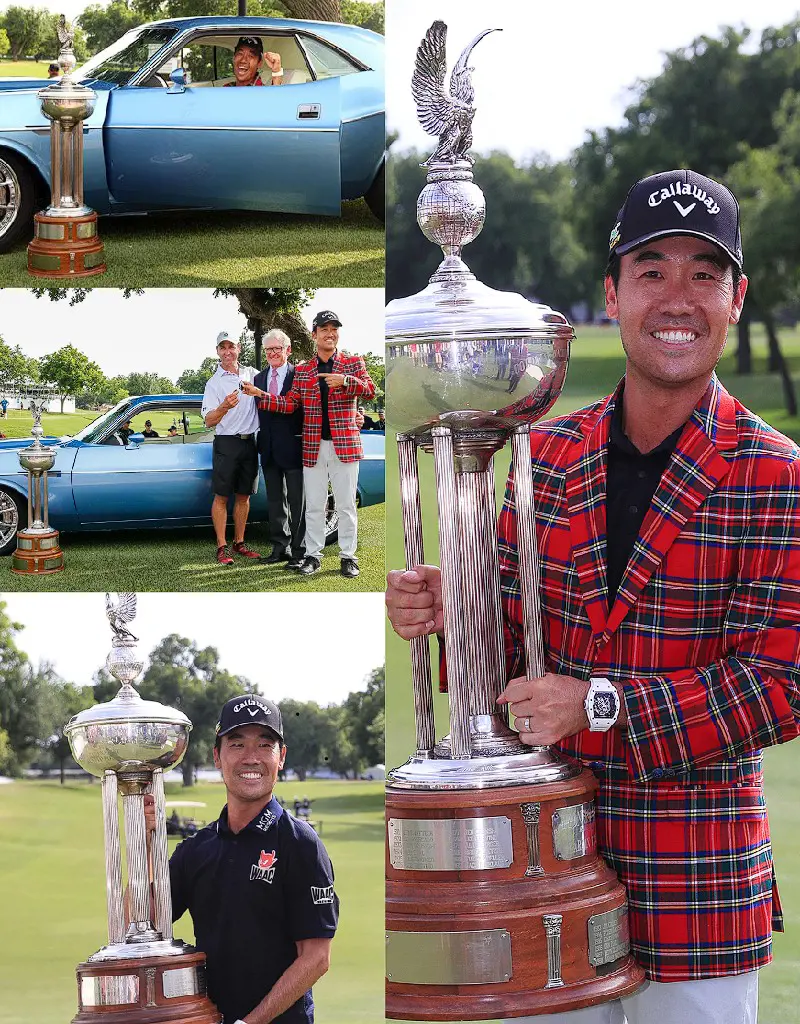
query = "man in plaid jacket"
(243, 310, 375, 578)
(387, 170, 800, 1023)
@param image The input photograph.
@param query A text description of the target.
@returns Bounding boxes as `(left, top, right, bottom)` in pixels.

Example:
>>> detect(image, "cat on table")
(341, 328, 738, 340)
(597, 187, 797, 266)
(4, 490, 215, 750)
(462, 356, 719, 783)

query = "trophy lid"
(65, 685, 192, 732)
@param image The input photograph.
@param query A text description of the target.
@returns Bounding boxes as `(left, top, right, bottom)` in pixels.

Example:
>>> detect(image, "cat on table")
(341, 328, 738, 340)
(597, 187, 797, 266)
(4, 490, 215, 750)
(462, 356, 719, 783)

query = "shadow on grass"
(321, 821, 385, 843)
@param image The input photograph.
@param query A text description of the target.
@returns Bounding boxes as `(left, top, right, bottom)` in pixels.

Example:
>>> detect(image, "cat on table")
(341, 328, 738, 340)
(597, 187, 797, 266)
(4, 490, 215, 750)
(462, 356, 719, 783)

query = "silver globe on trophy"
(385, 21, 644, 1019)
(64, 594, 220, 1024)
(27, 14, 106, 278)
(11, 386, 65, 575)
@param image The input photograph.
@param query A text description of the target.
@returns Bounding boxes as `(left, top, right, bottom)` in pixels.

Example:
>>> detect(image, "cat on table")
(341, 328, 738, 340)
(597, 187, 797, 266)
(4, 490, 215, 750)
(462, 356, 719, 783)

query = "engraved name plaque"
(552, 802, 596, 861)
(587, 905, 631, 967)
(388, 815, 514, 871)
(386, 929, 513, 986)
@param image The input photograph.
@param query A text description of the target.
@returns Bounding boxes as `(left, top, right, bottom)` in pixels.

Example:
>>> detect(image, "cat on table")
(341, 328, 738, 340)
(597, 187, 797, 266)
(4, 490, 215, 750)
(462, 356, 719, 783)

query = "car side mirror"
(167, 68, 186, 94)
(127, 433, 144, 446)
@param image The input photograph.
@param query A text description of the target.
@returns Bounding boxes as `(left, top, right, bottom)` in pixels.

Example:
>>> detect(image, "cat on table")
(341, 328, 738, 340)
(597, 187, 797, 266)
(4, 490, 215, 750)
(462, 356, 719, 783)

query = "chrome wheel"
(0, 155, 21, 242)
(0, 489, 20, 553)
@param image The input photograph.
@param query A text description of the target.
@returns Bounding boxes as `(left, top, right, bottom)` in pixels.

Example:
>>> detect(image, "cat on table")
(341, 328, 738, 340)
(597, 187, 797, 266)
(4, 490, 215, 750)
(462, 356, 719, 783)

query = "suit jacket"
(494, 376, 800, 981)
(253, 364, 303, 471)
(257, 351, 376, 466)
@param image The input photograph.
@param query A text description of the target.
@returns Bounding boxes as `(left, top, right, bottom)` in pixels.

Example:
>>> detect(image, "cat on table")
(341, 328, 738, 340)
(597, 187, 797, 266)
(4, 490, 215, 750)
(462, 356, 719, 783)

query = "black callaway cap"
(216, 695, 284, 743)
(313, 310, 342, 328)
(235, 35, 264, 56)
(608, 169, 743, 270)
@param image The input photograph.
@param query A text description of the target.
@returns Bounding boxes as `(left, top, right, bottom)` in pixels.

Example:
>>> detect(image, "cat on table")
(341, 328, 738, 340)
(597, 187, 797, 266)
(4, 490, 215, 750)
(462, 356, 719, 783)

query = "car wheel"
(0, 488, 24, 556)
(364, 162, 385, 224)
(0, 151, 38, 254)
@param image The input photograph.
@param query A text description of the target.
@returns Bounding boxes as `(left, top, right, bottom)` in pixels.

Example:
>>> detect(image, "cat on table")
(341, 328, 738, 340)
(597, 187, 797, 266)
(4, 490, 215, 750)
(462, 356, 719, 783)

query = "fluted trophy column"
(11, 388, 64, 576)
(385, 20, 645, 1020)
(27, 13, 106, 278)
(64, 593, 220, 1024)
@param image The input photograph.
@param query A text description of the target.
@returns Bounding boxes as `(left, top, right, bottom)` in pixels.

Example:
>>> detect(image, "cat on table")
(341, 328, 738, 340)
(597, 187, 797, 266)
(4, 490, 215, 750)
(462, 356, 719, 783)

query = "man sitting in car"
(224, 36, 284, 87)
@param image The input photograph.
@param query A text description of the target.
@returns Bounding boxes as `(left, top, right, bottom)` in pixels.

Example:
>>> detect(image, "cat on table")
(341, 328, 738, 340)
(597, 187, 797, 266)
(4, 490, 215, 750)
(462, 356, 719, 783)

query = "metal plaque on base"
(26, 15, 106, 278)
(385, 21, 645, 1020)
(65, 594, 221, 1024)
(11, 390, 64, 575)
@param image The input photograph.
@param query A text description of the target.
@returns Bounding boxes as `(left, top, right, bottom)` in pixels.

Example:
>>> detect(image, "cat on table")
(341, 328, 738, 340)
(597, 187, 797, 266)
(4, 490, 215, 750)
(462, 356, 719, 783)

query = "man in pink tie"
(253, 330, 306, 568)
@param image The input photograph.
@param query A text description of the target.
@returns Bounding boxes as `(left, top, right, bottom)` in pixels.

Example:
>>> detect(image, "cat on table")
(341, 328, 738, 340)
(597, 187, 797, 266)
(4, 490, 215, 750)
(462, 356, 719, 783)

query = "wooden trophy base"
(11, 527, 64, 574)
(73, 949, 221, 1024)
(386, 769, 646, 1019)
(27, 211, 106, 278)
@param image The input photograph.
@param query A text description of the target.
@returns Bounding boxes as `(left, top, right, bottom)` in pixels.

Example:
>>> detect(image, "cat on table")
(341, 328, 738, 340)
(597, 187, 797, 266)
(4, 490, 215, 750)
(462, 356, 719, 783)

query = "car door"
(103, 75, 342, 216)
(69, 432, 213, 526)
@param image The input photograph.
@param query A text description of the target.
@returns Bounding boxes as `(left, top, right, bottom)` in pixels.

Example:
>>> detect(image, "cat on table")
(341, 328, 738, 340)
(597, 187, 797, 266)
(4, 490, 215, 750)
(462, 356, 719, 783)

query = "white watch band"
(584, 677, 620, 732)
(270, 68, 284, 77)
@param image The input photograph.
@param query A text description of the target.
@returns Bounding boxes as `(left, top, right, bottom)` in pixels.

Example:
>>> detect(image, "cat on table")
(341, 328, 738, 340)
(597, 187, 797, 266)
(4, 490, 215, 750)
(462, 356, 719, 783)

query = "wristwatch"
(342, 374, 351, 387)
(584, 677, 620, 732)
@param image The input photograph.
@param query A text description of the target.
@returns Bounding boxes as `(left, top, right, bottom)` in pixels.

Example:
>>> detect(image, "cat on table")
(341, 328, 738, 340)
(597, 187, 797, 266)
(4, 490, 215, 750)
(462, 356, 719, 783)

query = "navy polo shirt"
(169, 797, 338, 1024)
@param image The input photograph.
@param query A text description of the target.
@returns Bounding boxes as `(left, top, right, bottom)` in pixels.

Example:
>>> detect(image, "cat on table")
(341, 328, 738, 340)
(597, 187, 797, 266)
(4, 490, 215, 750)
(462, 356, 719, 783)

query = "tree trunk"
(295, 766, 307, 781)
(181, 761, 193, 787)
(60, 757, 65, 785)
(60, 395, 65, 413)
(238, 0, 247, 14)
(763, 311, 798, 417)
(233, 290, 313, 361)
(283, 0, 342, 22)
(736, 304, 752, 374)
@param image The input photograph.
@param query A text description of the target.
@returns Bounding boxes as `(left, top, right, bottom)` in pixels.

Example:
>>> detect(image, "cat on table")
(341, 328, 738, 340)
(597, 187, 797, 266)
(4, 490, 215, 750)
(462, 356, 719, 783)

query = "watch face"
(593, 692, 616, 719)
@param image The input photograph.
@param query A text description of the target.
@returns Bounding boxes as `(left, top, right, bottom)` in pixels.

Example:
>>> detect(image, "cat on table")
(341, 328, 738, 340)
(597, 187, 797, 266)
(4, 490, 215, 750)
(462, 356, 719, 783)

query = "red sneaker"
(216, 545, 234, 566)
(232, 541, 261, 559)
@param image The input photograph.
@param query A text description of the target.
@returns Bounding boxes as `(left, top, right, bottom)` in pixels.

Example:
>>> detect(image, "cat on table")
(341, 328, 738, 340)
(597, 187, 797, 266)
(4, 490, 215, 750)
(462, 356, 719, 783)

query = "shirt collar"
(215, 361, 240, 378)
(216, 796, 284, 836)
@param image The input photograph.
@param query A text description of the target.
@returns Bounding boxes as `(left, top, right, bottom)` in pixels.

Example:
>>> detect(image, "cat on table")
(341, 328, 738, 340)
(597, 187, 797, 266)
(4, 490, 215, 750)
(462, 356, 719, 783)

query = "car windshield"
(75, 26, 178, 86)
(73, 399, 134, 443)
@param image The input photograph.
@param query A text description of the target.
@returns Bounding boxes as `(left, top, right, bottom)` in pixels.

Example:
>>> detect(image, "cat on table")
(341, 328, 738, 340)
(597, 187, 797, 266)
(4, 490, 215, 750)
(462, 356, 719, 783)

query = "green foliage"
(281, 698, 336, 780)
(77, 1, 143, 56)
(131, 0, 284, 19)
(0, 27, 10, 57)
(361, 351, 384, 407)
(0, 726, 12, 775)
(1, 6, 46, 60)
(37, 12, 88, 61)
(340, 0, 383, 33)
(38, 345, 104, 412)
(176, 357, 218, 395)
(0, 336, 39, 390)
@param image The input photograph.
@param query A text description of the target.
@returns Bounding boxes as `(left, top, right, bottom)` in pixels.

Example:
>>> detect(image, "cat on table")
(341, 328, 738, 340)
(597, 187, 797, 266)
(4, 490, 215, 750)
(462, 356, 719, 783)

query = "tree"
(217, 288, 316, 366)
(0, 337, 39, 391)
(74, 373, 129, 409)
(125, 371, 178, 396)
(39, 345, 104, 412)
(176, 357, 218, 395)
(37, 12, 88, 61)
(361, 351, 385, 408)
(340, 0, 383, 32)
(0, 28, 11, 57)
(37, 672, 94, 784)
(322, 666, 383, 777)
(1, 6, 46, 60)
(78, 1, 143, 55)
(280, 698, 334, 780)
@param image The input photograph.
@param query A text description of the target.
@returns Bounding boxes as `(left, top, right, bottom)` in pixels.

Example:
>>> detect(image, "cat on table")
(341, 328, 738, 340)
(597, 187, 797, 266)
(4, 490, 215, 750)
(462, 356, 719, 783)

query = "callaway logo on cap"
(608, 168, 743, 269)
(216, 694, 284, 743)
(312, 310, 342, 328)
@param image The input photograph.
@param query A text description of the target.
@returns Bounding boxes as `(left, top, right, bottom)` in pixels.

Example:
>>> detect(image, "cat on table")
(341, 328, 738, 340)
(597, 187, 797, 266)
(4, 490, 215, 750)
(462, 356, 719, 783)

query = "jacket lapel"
(565, 395, 614, 639)
(605, 376, 736, 637)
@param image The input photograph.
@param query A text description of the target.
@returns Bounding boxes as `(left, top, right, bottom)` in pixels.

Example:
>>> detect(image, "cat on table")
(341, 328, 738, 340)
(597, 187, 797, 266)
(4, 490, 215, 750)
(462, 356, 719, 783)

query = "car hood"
(0, 436, 65, 452)
(0, 77, 116, 94)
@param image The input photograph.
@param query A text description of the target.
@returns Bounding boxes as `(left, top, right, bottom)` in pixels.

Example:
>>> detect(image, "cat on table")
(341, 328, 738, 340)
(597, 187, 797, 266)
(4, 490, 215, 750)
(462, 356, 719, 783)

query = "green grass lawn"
(0, 408, 95, 438)
(0, 204, 385, 288)
(386, 321, 800, 1023)
(0, 60, 51, 77)
(0, 778, 383, 1024)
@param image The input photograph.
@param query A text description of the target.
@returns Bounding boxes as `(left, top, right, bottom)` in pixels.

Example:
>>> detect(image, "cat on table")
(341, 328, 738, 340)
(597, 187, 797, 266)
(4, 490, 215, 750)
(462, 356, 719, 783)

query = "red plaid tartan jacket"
(257, 351, 375, 466)
(495, 376, 800, 981)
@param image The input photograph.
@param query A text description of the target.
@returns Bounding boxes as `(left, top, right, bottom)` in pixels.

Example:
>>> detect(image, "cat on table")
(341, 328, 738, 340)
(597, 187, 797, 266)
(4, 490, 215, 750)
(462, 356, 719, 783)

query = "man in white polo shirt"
(202, 331, 262, 566)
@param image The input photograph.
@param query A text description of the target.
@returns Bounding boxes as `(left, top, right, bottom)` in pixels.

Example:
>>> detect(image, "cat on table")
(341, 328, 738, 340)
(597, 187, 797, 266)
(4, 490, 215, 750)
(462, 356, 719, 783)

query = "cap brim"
(217, 722, 283, 742)
(614, 229, 742, 270)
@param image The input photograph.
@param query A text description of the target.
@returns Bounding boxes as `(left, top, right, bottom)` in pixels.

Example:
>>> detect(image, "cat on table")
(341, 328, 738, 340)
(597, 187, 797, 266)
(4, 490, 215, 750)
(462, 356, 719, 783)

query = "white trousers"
(505, 972, 758, 1024)
(303, 439, 359, 560)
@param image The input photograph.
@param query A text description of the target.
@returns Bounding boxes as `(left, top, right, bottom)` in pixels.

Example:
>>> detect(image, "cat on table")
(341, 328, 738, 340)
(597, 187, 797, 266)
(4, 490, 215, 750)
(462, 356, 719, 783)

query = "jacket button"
(664, 768, 675, 777)
(652, 768, 664, 779)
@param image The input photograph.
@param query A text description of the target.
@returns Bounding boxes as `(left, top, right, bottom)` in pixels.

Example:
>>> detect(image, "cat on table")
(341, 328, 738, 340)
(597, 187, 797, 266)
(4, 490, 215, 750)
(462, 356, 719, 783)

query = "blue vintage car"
(0, 16, 385, 251)
(0, 394, 385, 554)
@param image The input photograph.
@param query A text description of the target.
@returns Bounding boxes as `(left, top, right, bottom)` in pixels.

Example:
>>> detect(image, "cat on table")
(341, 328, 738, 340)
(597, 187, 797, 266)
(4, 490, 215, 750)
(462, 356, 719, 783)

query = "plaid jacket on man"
(496, 376, 800, 981)
(257, 351, 375, 466)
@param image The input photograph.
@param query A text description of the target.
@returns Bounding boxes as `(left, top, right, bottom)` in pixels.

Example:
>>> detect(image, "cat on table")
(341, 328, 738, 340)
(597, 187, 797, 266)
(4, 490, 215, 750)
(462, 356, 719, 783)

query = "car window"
(78, 27, 178, 86)
(300, 36, 360, 79)
(153, 34, 311, 87)
(128, 409, 206, 439)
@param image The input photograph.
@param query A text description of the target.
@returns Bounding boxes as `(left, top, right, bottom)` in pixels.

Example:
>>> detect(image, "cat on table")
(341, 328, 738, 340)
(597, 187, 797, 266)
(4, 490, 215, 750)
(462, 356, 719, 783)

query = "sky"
(388, 0, 800, 163)
(1, 591, 385, 703)
(0, 288, 384, 381)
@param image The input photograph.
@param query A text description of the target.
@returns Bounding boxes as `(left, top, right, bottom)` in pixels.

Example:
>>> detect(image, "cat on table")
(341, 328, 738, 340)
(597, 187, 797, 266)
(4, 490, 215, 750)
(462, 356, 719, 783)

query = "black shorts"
(212, 434, 258, 497)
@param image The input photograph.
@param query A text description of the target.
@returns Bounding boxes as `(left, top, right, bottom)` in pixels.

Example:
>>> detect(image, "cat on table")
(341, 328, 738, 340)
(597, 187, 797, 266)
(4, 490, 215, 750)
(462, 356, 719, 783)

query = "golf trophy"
(11, 387, 64, 575)
(65, 594, 221, 1024)
(27, 14, 106, 278)
(384, 22, 644, 1019)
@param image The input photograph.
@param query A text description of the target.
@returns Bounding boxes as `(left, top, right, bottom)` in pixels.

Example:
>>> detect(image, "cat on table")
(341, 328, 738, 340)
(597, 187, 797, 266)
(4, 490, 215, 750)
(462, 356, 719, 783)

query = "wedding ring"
(523, 716, 531, 732)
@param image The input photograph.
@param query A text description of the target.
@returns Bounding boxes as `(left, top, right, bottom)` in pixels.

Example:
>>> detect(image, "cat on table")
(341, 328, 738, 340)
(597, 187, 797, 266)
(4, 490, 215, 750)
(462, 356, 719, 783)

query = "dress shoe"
(340, 558, 360, 578)
(261, 547, 290, 564)
(297, 556, 321, 576)
(285, 555, 305, 570)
